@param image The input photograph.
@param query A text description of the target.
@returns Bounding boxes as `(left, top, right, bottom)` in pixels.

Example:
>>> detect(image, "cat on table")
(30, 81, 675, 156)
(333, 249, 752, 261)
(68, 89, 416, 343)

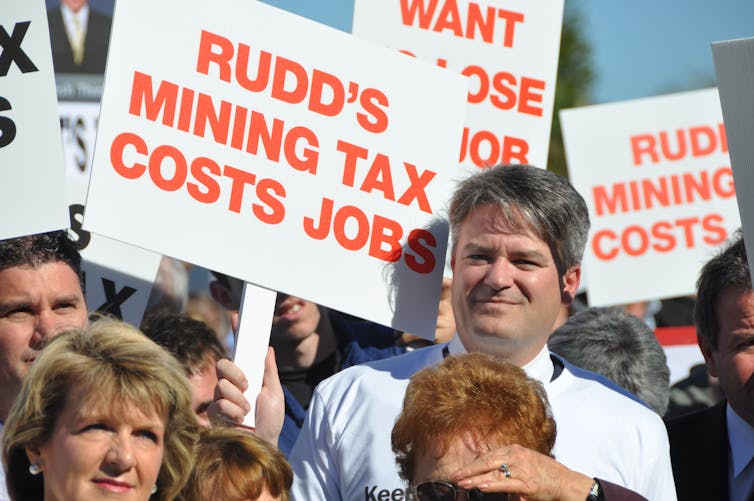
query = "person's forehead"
(0, 262, 81, 293)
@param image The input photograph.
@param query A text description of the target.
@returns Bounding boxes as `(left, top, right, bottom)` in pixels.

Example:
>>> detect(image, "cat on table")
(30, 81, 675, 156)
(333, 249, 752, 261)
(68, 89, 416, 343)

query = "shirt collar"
(445, 335, 553, 384)
(727, 403, 754, 477)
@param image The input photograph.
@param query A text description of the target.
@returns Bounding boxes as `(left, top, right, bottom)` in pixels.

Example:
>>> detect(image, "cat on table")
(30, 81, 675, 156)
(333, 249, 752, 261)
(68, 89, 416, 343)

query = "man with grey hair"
(549, 306, 671, 416)
(214, 165, 677, 500)
(667, 231, 754, 500)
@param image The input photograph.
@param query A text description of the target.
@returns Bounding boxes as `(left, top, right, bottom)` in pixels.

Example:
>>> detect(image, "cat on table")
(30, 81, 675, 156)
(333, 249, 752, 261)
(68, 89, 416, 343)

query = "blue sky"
(260, 0, 754, 105)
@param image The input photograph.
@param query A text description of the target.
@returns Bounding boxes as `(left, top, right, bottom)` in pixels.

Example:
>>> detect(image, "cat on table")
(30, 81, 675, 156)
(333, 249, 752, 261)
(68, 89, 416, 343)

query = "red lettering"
(223, 164, 256, 213)
(361, 154, 396, 201)
(284, 126, 319, 174)
(236, 44, 271, 92)
(304, 197, 333, 240)
(592, 229, 619, 261)
(337, 140, 369, 187)
(621, 225, 649, 257)
(187, 157, 221, 204)
(309, 69, 345, 117)
(253, 178, 286, 224)
(631, 134, 658, 166)
(405, 229, 437, 274)
(148, 145, 187, 192)
(702, 213, 727, 245)
(111, 132, 147, 179)
(196, 30, 233, 81)
(333, 205, 370, 251)
(357, 88, 389, 134)
(271, 56, 308, 104)
(397, 162, 435, 214)
(650, 221, 675, 253)
(129, 71, 178, 126)
(518, 77, 544, 116)
(369, 215, 403, 262)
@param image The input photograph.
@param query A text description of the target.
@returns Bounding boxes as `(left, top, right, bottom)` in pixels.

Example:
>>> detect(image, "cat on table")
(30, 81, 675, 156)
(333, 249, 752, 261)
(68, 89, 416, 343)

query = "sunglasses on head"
(414, 481, 510, 501)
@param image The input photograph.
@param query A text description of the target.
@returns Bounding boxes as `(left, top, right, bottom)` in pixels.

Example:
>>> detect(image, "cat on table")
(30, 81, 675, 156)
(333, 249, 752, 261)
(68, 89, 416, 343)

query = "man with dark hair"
(0, 230, 88, 423)
(667, 231, 754, 500)
(141, 312, 229, 427)
(549, 306, 671, 416)
(0, 230, 88, 500)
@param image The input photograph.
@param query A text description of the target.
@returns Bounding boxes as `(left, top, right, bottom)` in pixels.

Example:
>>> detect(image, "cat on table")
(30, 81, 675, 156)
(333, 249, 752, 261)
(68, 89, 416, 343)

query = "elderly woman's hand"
(451, 444, 595, 501)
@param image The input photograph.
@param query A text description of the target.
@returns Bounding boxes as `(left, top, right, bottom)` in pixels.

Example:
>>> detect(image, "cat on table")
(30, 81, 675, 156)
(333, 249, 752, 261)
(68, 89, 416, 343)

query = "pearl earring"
(28, 463, 41, 475)
(151, 485, 157, 494)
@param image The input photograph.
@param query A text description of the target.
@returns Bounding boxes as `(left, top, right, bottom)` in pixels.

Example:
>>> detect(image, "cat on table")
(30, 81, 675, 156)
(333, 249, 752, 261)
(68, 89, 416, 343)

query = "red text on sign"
(336, 140, 436, 214)
(196, 30, 389, 133)
(303, 197, 437, 274)
(462, 65, 544, 116)
(591, 214, 728, 261)
(459, 127, 529, 166)
(592, 166, 735, 216)
(129, 71, 319, 174)
(400, 0, 524, 47)
(630, 123, 728, 166)
(110, 131, 286, 224)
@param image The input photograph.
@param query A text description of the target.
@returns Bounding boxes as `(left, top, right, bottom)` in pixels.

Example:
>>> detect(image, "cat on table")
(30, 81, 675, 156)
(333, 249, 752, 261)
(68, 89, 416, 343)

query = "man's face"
(61, 0, 88, 13)
(271, 294, 321, 343)
(450, 204, 579, 365)
(702, 286, 754, 425)
(187, 359, 219, 428)
(0, 262, 88, 416)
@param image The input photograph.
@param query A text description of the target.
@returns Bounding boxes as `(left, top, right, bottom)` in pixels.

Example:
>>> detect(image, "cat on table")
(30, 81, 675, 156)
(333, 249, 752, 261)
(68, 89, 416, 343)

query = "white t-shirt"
(289, 336, 677, 501)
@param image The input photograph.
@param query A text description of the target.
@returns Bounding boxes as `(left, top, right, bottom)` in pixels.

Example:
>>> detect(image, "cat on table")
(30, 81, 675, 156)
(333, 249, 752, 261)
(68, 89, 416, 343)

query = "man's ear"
(560, 264, 581, 305)
(699, 335, 719, 378)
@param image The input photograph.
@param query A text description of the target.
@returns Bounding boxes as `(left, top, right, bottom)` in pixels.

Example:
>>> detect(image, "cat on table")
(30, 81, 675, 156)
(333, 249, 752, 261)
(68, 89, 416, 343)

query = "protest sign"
(84, 0, 468, 339)
(1, 0, 68, 240)
(561, 89, 739, 307)
(712, 37, 754, 288)
(353, 0, 563, 174)
(59, 100, 161, 327)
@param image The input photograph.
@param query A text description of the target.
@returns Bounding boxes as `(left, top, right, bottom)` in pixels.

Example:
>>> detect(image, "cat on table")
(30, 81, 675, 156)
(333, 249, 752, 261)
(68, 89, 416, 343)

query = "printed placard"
(1, 0, 68, 240)
(83, 0, 468, 338)
(713, 37, 754, 290)
(61, 101, 162, 327)
(353, 0, 563, 175)
(561, 89, 740, 306)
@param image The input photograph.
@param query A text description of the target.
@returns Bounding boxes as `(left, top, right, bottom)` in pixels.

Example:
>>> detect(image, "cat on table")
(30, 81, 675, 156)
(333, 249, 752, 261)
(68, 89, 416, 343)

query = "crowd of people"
(1, 164, 751, 500)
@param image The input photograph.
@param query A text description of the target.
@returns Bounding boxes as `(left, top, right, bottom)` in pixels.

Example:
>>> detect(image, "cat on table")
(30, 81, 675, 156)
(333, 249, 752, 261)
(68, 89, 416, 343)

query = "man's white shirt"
(289, 336, 677, 500)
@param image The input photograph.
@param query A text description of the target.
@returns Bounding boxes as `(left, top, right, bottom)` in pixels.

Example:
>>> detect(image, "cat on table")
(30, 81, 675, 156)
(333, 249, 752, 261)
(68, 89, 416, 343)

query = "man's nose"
(484, 259, 515, 291)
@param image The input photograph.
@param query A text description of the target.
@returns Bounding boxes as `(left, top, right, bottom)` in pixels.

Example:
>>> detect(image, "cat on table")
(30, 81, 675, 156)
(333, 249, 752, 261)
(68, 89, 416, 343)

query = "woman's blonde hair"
(179, 426, 292, 501)
(2, 318, 200, 501)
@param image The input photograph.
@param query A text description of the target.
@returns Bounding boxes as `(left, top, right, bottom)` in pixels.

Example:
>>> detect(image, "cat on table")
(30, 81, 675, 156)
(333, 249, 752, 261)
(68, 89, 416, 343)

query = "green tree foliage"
(548, 2, 595, 177)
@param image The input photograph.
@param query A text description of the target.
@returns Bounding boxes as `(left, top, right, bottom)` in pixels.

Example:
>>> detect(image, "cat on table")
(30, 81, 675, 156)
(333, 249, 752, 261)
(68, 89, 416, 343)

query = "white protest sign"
(353, 0, 563, 174)
(561, 89, 740, 306)
(713, 37, 754, 287)
(1, 0, 68, 240)
(60, 101, 162, 327)
(84, 0, 468, 340)
(234, 282, 276, 428)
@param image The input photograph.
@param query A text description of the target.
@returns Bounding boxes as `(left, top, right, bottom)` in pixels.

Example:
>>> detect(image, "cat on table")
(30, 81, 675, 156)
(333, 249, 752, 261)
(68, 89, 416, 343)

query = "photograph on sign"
(83, 0, 468, 339)
(561, 88, 739, 306)
(44, 0, 114, 102)
(712, 37, 754, 293)
(1, 0, 69, 240)
(353, 0, 563, 173)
